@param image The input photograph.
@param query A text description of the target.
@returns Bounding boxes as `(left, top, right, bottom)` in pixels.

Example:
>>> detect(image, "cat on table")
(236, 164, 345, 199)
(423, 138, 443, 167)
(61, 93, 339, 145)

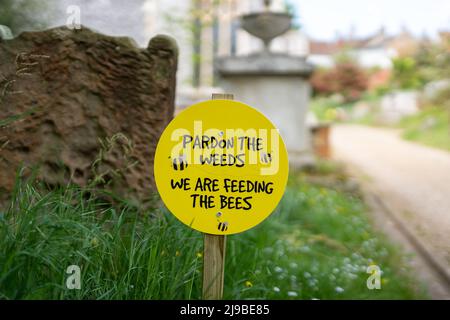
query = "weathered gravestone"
(0, 26, 178, 204)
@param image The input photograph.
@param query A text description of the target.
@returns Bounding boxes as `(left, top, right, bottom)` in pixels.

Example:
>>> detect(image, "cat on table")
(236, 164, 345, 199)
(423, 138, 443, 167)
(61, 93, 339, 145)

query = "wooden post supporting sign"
(202, 93, 233, 300)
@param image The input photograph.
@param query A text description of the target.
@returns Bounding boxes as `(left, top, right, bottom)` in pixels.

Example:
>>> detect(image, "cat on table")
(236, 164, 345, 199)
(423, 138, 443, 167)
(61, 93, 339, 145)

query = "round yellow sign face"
(154, 99, 289, 235)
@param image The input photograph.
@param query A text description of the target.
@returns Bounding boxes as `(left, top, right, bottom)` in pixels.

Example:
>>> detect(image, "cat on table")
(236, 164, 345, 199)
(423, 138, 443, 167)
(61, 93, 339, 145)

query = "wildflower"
(273, 287, 280, 293)
(287, 291, 298, 297)
(274, 266, 283, 273)
(245, 281, 253, 288)
(300, 245, 311, 253)
(90, 237, 99, 247)
(175, 250, 181, 257)
(161, 250, 166, 256)
(348, 273, 357, 280)
(289, 262, 298, 269)
(335, 286, 345, 293)
(196, 252, 203, 258)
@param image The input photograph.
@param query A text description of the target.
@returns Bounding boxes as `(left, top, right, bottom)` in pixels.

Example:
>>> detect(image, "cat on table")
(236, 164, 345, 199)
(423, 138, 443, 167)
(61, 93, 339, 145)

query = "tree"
(412, 36, 450, 108)
(390, 57, 422, 90)
(311, 61, 369, 102)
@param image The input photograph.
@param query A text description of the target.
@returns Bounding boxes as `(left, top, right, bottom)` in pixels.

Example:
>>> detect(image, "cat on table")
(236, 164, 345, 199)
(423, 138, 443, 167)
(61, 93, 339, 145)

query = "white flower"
(263, 247, 274, 254)
(289, 262, 298, 269)
(273, 286, 280, 293)
(335, 286, 344, 293)
(348, 273, 357, 280)
(303, 272, 311, 278)
(287, 291, 298, 297)
(300, 246, 311, 253)
(274, 266, 283, 273)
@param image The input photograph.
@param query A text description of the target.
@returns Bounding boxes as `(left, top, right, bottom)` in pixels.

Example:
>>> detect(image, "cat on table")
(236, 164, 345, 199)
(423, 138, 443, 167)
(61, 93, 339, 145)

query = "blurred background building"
(48, 0, 308, 109)
(140, 0, 310, 108)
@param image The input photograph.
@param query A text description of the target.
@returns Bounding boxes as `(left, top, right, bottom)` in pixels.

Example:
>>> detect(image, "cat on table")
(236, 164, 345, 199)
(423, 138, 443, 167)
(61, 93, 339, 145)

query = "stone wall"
(0, 26, 178, 205)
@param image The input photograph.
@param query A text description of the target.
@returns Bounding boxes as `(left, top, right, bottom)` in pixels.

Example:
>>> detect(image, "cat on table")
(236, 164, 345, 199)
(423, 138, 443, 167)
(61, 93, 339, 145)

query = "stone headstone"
(0, 26, 178, 205)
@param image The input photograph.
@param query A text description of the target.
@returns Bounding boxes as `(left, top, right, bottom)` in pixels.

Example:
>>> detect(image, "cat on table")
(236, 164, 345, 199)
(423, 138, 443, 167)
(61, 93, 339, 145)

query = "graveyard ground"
(332, 124, 450, 297)
(310, 98, 450, 152)
(0, 164, 427, 299)
(399, 106, 450, 152)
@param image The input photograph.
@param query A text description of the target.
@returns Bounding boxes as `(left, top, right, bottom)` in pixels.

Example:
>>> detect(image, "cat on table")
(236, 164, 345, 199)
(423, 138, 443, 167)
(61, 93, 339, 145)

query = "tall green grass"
(0, 180, 202, 299)
(400, 106, 450, 151)
(0, 173, 426, 299)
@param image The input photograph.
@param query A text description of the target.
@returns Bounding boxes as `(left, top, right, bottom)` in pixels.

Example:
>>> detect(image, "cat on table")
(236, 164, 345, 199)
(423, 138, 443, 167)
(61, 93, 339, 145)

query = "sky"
(290, 0, 450, 40)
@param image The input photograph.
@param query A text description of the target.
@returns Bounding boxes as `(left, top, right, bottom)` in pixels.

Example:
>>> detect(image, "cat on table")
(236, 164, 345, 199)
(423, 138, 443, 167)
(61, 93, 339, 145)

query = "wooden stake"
(203, 234, 227, 299)
(202, 93, 234, 300)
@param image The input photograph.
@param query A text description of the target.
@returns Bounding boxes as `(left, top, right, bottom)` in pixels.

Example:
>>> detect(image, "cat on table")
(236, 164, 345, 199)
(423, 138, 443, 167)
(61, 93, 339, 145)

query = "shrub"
(311, 62, 369, 103)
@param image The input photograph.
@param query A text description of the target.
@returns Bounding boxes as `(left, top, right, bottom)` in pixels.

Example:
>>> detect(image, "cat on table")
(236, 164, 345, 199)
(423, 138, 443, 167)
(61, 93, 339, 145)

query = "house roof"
(309, 28, 411, 55)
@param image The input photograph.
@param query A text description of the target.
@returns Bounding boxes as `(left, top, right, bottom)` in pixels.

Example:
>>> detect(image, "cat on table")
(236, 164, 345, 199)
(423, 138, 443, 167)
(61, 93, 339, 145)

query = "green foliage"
(309, 97, 342, 122)
(0, 171, 426, 299)
(225, 173, 426, 299)
(415, 39, 450, 110)
(311, 62, 369, 103)
(400, 106, 450, 151)
(0, 108, 37, 129)
(390, 57, 422, 90)
(0, 0, 55, 35)
(389, 38, 450, 95)
(0, 181, 203, 299)
(414, 42, 450, 84)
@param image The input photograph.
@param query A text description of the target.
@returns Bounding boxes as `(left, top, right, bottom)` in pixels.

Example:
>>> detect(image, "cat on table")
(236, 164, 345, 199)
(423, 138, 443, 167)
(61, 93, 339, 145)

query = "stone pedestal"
(216, 53, 314, 166)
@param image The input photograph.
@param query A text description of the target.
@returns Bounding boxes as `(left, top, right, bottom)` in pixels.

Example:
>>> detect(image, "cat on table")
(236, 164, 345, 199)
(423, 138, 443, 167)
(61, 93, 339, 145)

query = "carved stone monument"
(216, 0, 314, 166)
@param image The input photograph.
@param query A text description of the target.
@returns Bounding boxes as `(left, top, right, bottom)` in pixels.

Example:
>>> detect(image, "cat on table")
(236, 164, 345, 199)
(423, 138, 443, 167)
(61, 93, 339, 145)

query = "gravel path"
(331, 125, 450, 271)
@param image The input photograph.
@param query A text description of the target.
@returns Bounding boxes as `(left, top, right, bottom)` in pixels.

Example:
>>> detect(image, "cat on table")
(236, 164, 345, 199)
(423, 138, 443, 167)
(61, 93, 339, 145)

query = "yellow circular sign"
(154, 99, 289, 235)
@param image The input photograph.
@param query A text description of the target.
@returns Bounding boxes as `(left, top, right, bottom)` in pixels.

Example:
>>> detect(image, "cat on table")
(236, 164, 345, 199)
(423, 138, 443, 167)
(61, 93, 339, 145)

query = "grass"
(310, 96, 449, 152)
(399, 106, 450, 151)
(309, 97, 344, 122)
(0, 170, 427, 300)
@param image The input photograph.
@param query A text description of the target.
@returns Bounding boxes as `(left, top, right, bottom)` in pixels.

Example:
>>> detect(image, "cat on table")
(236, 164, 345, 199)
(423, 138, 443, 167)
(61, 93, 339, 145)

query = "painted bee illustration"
(172, 156, 188, 171)
(260, 152, 272, 164)
(218, 221, 228, 232)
